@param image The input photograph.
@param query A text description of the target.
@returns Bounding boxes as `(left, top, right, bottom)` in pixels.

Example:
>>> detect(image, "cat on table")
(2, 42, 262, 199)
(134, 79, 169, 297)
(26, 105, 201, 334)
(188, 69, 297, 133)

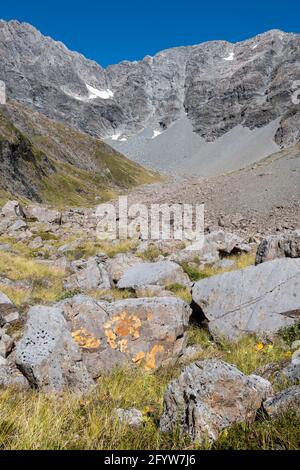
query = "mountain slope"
(0, 20, 299, 174)
(0, 101, 158, 208)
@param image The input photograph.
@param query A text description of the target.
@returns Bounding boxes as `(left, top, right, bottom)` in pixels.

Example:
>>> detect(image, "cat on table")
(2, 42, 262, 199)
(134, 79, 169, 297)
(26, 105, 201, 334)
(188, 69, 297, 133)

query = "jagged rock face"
(0, 20, 299, 160)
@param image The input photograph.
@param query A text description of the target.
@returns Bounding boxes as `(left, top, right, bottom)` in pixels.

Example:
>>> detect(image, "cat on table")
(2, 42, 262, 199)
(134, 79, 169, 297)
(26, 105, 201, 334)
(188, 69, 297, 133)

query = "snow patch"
(86, 84, 114, 100)
(223, 52, 235, 61)
(111, 133, 121, 141)
(152, 130, 162, 139)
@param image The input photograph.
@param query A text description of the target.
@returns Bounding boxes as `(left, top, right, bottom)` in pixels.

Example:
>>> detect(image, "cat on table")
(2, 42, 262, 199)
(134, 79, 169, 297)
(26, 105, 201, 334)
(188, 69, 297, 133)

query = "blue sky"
(1, 0, 299, 66)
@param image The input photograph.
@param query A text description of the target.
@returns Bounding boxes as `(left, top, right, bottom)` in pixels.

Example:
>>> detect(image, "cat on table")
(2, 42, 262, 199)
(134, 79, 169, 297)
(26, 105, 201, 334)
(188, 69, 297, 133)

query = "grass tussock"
(166, 283, 192, 304)
(0, 251, 65, 307)
(182, 252, 256, 282)
(137, 246, 163, 262)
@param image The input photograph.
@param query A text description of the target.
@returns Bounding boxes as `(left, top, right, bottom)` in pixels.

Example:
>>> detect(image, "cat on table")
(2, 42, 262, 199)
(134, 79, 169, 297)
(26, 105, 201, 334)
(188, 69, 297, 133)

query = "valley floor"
(0, 143, 299, 450)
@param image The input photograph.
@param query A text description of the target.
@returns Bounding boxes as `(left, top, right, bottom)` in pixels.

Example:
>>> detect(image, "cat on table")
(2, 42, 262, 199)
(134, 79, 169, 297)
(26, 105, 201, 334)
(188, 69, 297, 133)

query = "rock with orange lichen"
(60, 295, 192, 375)
(103, 297, 192, 371)
(61, 295, 128, 378)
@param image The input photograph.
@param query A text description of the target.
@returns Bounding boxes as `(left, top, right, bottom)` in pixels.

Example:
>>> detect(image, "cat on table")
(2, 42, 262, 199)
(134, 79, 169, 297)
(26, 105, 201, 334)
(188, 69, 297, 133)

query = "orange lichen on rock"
(104, 311, 142, 352)
(145, 344, 165, 371)
(71, 328, 101, 349)
(132, 351, 145, 365)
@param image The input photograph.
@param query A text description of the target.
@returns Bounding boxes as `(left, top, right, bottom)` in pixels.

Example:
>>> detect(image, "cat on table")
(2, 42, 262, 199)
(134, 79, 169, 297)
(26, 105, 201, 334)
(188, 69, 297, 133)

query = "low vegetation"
(0, 327, 298, 450)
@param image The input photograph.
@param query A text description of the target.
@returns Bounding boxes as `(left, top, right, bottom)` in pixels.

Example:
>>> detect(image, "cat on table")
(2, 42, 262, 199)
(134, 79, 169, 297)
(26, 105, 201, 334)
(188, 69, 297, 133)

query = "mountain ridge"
(0, 20, 299, 174)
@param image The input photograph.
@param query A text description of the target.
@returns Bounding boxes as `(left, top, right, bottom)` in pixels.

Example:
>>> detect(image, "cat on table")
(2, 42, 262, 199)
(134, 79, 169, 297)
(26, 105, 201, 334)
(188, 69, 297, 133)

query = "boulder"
(263, 387, 300, 418)
(116, 408, 143, 428)
(106, 253, 140, 283)
(0, 329, 14, 358)
(15, 305, 94, 393)
(1, 200, 26, 219)
(26, 205, 62, 224)
(0, 364, 30, 390)
(61, 295, 127, 377)
(0, 291, 19, 326)
(8, 219, 27, 232)
(160, 359, 273, 443)
(192, 258, 300, 341)
(274, 359, 300, 386)
(64, 256, 113, 291)
(256, 231, 300, 264)
(117, 261, 190, 289)
(61, 295, 192, 374)
(170, 230, 251, 265)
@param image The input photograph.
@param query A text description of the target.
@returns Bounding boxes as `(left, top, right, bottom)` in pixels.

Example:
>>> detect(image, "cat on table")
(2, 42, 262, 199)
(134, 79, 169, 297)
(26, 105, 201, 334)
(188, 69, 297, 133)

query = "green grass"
(63, 239, 139, 261)
(181, 252, 256, 282)
(0, 250, 66, 307)
(166, 283, 192, 304)
(137, 246, 163, 262)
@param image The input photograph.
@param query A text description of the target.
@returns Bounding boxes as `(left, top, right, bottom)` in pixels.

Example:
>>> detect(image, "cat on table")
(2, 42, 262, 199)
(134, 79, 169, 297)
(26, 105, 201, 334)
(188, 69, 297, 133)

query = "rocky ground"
(0, 195, 299, 449)
(126, 143, 300, 237)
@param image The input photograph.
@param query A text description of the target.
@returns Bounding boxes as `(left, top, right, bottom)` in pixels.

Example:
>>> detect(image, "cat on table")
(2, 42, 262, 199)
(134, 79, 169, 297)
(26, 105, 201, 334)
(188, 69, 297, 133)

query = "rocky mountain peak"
(0, 20, 299, 174)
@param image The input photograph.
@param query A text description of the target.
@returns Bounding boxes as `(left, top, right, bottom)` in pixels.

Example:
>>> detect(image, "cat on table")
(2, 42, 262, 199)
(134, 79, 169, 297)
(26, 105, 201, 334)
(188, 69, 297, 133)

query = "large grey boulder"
(1, 200, 26, 219)
(192, 258, 300, 341)
(263, 387, 300, 418)
(117, 261, 190, 289)
(15, 305, 94, 393)
(64, 256, 113, 291)
(61, 295, 192, 374)
(106, 253, 140, 283)
(256, 231, 300, 264)
(0, 291, 19, 326)
(160, 359, 273, 443)
(26, 205, 62, 224)
(61, 295, 127, 378)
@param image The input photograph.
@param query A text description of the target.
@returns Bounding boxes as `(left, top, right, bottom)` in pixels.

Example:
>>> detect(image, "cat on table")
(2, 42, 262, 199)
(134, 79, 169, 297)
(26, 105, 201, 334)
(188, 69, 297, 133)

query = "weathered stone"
(61, 295, 192, 374)
(192, 258, 300, 341)
(135, 285, 177, 298)
(256, 231, 300, 264)
(0, 291, 19, 326)
(0, 329, 14, 358)
(116, 408, 143, 427)
(26, 206, 62, 224)
(178, 344, 203, 365)
(15, 305, 94, 393)
(64, 256, 113, 291)
(1, 200, 26, 219)
(263, 387, 300, 418)
(171, 230, 251, 265)
(9, 219, 27, 232)
(0, 364, 30, 390)
(106, 253, 140, 283)
(117, 261, 190, 289)
(275, 361, 300, 386)
(160, 359, 273, 443)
